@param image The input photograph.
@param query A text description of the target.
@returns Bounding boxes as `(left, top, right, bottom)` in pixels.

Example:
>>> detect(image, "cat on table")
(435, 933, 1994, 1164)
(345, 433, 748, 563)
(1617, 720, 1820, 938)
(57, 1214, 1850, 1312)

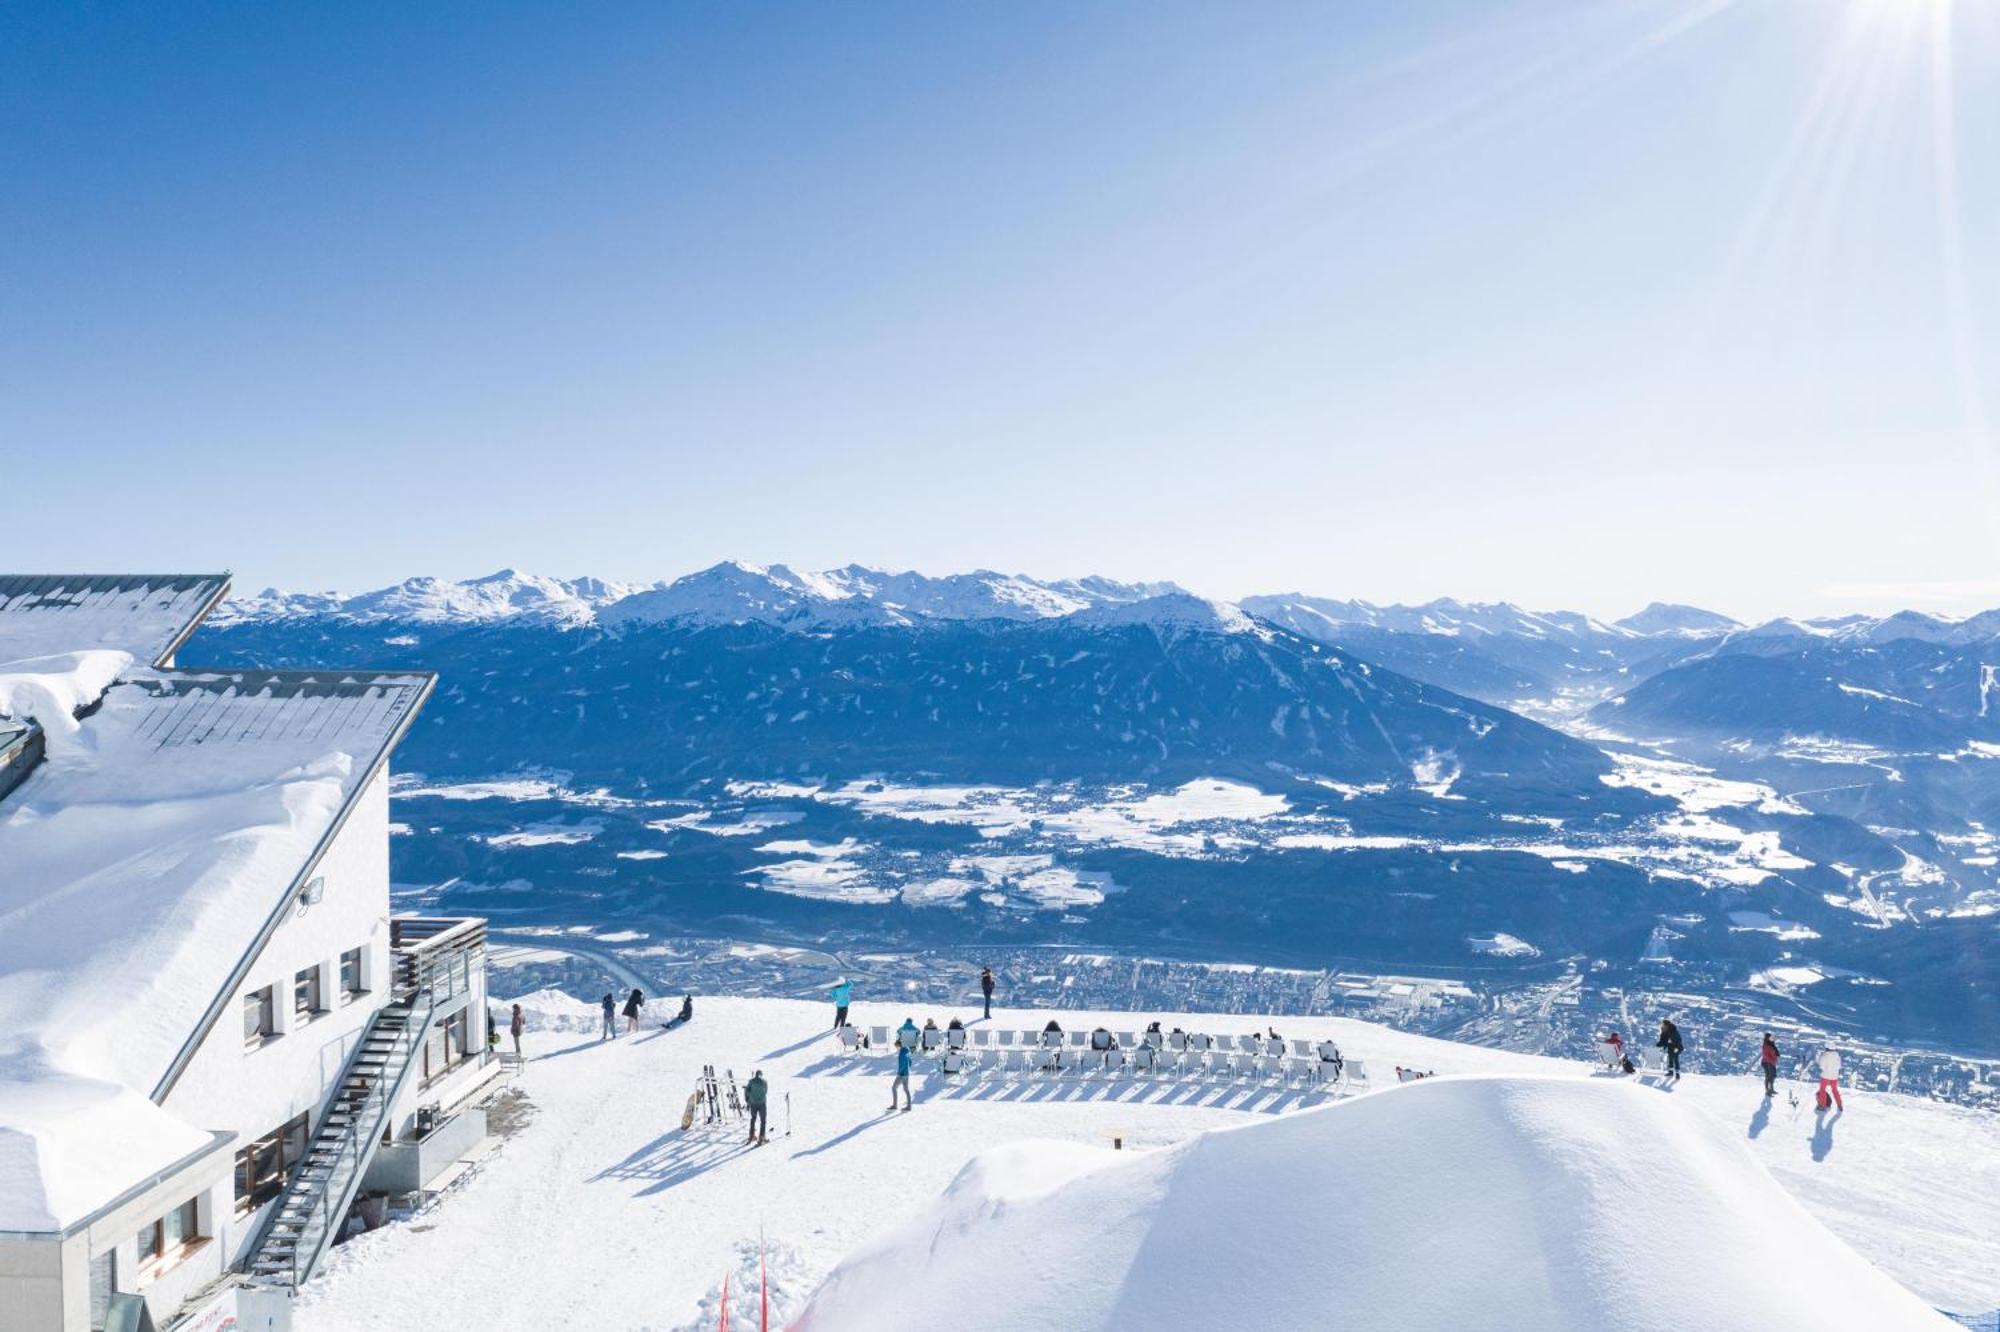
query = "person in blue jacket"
(889, 1040, 914, 1112)
(829, 978, 853, 1030)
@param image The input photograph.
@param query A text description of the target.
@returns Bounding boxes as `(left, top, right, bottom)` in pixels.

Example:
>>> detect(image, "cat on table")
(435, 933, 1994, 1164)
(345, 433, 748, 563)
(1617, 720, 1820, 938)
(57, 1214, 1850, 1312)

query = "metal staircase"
(243, 917, 483, 1288)
(244, 989, 435, 1287)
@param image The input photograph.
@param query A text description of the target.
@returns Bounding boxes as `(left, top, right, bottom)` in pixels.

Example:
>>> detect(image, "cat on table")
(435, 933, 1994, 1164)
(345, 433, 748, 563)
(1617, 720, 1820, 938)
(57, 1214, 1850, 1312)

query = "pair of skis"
(681, 1066, 793, 1138)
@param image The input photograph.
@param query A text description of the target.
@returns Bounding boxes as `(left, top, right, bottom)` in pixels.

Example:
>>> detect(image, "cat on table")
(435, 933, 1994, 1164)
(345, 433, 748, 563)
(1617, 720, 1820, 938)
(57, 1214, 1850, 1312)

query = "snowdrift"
(793, 1075, 1950, 1331)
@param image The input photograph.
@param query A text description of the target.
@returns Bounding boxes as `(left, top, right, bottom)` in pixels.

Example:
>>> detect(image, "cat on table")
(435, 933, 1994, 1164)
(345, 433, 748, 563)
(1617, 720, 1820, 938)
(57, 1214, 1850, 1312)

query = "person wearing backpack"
(1759, 1032, 1781, 1096)
(745, 1070, 770, 1144)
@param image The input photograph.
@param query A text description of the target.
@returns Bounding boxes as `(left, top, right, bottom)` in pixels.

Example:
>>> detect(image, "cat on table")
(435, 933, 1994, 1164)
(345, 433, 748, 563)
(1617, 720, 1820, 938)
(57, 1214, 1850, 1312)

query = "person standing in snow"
(745, 1070, 769, 1144)
(509, 1002, 525, 1056)
(830, 978, 853, 1030)
(888, 1041, 913, 1112)
(980, 966, 995, 1020)
(1815, 1047, 1844, 1111)
(600, 993, 617, 1041)
(1656, 1019, 1684, 1080)
(1758, 1032, 1781, 1097)
(622, 987, 645, 1034)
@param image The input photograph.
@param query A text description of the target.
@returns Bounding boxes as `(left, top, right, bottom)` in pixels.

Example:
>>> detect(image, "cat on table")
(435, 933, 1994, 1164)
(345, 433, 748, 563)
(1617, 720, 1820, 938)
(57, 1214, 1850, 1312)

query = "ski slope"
(295, 997, 2000, 1330)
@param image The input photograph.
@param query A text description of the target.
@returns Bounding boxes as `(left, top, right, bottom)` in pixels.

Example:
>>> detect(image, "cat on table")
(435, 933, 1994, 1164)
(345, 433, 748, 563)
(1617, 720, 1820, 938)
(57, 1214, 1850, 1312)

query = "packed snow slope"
(294, 997, 2000, 1331)
(797, 1075, 1949, 1332)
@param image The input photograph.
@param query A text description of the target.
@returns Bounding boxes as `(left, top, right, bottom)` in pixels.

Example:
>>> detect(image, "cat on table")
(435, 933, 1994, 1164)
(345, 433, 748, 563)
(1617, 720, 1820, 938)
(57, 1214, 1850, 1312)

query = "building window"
(134, 1197, 203, 1282)
(234, 1113, 310, 1214)
(422, 1008, 470, 1085)
(294, 964, 323, 1019)
(339, 946, 366, 1000)
(243, 985, 276, 1045)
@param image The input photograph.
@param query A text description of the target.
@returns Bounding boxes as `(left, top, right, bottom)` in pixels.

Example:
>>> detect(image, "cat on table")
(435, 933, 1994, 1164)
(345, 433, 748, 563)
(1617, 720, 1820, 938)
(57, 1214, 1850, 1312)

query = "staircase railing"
(244, 919, 482, 1287)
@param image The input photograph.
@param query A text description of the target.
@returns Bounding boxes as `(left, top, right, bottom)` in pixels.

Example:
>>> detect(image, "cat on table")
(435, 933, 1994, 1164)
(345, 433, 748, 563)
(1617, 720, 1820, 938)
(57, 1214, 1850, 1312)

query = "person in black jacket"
(1656, 1019, 1684, 1080)
(622, 987, 645, 1034)
(980, 966, 996, 1020)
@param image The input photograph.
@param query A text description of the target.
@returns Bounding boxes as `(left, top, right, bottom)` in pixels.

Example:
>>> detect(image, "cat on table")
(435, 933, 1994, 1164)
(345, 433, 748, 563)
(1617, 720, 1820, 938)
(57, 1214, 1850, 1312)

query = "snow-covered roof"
(0, 1063, 219, 1233)
(0, 654, 431, 1231)
(0, 574, 230, 669)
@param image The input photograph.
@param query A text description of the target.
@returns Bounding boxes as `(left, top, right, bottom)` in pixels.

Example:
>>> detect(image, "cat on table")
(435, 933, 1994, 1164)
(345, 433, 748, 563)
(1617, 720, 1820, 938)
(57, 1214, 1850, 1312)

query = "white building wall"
(162, 768, 394, 1270)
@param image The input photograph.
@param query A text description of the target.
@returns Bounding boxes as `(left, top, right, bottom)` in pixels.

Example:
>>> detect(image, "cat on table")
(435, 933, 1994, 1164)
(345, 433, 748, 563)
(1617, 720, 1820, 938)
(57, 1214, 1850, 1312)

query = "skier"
(829, 977, 853, 1030)
(509, 1002, 525, 1056)
(1759, 1032, 1781, 1097)
(1656, 1018, 1684, 1080)
(599, 993, 617, 1041)
(980, 966, 996, 1019)
(896, 1017, 921, 1053)
(622, 987, 645, 1034)
(1815, 1046, 1845, 1112)
(888, 1041, 913, 1112)
(745, 1070, 769, 1144)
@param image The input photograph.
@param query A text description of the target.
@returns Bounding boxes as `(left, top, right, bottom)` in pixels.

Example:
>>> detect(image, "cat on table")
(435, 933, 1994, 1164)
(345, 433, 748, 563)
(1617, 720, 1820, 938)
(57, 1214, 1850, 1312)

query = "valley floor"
(296, 997, 2000, 1330)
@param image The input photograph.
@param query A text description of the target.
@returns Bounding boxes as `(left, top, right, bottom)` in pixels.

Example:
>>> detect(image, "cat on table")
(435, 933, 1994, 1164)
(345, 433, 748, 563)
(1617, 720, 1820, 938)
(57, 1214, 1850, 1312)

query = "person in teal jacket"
(889, 1042, 913, 1112)
(830, 978, 853, 1030)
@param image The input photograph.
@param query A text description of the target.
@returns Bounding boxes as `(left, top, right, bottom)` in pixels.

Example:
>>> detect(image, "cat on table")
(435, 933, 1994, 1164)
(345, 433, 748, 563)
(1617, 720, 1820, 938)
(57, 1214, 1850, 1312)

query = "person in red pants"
(1815, 1046, 1844, 1111)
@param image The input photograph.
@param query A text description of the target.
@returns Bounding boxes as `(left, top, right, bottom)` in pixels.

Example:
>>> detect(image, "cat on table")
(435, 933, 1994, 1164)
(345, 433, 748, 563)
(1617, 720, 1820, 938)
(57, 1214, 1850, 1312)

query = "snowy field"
(296, 997, 2000, 1330)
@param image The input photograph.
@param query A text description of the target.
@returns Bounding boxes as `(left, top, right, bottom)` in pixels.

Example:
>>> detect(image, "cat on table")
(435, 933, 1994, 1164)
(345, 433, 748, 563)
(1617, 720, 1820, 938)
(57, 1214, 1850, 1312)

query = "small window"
(294, 965, 323, 1019)
(234, 1113, 310, 1213)
(339, 946, 366, 999)
(135, 1197, 202, 1282)
(242, 986, 275, 1045)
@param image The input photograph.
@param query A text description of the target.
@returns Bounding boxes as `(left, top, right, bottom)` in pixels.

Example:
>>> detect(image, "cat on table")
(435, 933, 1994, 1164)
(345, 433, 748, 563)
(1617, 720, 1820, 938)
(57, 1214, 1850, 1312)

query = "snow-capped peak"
(209, 570, 658, 627)
(1614, 602, 1743, 637)
(599, 562, 1192, 630)
(1066, 592, 1260, 636)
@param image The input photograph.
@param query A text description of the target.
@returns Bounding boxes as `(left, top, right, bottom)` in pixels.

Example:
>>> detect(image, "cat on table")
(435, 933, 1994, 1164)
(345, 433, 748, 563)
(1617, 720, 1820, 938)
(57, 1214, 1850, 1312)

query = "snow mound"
(500, 987, 605, 1034)
(794, 1075, 1949, 1332)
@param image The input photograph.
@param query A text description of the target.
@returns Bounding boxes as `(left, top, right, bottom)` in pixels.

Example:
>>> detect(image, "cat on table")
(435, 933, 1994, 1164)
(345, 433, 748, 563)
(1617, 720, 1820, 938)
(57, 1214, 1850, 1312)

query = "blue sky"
(5, 1, 1997, 620)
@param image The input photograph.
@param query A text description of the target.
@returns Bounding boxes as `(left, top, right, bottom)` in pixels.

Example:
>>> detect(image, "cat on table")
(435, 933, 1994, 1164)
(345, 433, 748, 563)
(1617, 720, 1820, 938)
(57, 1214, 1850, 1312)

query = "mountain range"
(182, 563, 2000, 1054)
